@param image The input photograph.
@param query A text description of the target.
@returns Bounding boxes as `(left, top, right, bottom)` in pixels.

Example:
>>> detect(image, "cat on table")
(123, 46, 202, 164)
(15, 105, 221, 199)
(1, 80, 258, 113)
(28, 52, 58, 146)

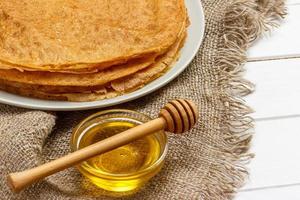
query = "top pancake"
(0, 0, 186, 72)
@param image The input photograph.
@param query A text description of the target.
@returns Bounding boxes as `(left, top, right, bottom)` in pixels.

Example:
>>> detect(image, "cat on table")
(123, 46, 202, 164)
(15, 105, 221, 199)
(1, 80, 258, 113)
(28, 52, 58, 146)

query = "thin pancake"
(0, 31, 186, 101)
(0, 52, 156, 74)
(0, 79, 109, 94)
(0, 0, 186, 72)
(0, 83, 119, 101)
(0, 55, 156, 87)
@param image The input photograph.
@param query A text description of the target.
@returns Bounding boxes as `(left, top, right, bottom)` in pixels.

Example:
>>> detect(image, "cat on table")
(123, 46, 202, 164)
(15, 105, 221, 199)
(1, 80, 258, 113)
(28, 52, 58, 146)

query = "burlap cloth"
(0, 0, 285, 199)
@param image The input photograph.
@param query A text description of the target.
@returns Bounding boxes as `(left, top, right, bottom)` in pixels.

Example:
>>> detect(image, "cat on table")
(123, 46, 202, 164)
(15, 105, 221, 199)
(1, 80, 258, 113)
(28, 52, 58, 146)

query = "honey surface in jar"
(78, 120, 161, 175)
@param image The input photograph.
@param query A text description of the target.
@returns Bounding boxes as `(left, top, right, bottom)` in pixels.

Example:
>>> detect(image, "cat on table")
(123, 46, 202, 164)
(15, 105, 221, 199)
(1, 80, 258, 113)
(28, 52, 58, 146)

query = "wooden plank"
(243, 117, 300, 190)
(288, 0, 300, 5)
(244, 58, 300, 119)
(248, 4, 300, 60)
(237, 185, 300, 200)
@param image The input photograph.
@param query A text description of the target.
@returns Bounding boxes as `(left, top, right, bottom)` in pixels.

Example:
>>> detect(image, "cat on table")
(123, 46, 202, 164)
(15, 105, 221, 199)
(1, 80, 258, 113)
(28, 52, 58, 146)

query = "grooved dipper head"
(159, 99, 199, 134)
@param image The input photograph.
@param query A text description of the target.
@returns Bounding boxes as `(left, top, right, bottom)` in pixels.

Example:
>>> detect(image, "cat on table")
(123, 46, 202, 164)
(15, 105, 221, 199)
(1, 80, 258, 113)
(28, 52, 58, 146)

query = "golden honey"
(71, 110, 168, 192)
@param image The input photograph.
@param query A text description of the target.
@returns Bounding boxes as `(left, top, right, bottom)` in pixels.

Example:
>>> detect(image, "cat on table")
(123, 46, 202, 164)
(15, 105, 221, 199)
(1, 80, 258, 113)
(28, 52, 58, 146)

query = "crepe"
(0, 56, 156, 87)
(0, 52, 156, 74)
(0, 31, 186, 101)
(0, 0, 187, 72)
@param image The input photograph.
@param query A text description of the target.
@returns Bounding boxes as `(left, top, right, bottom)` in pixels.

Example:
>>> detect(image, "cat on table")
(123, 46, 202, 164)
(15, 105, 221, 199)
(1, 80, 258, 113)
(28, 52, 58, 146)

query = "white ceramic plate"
(0, 0, 205, 111)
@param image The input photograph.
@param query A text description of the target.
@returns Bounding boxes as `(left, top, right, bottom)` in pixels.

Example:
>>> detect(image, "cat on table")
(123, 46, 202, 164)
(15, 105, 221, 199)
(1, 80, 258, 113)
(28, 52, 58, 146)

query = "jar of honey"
(71, 109, 168, 192)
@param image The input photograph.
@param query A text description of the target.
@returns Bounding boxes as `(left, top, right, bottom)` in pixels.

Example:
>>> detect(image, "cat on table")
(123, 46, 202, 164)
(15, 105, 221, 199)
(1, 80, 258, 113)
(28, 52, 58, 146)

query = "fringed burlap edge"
(204, 0, 286, 199)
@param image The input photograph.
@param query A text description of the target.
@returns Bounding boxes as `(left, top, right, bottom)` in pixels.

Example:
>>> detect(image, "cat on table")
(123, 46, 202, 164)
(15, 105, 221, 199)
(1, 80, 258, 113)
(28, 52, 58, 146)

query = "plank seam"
(241, 182, 300, 192)
(248, 55, 300, 62)
(255, 115, 300, 121)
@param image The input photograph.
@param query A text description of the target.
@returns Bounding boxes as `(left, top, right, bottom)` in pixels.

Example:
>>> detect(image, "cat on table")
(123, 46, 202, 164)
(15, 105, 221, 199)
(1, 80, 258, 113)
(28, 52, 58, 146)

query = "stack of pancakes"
(0, 0, 188, 102)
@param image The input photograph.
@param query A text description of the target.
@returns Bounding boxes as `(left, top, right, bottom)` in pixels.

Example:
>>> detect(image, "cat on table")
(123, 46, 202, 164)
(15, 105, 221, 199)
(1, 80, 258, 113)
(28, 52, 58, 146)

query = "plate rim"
(0, 0, 205, 111)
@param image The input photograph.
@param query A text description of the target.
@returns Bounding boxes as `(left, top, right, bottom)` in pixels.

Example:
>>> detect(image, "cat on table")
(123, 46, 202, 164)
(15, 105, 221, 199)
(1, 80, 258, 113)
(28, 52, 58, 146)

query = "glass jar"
(71, 109, 168, 192)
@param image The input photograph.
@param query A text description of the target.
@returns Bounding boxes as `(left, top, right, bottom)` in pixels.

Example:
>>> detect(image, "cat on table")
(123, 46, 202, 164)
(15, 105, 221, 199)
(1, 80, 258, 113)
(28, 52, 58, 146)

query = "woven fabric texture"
(0, 0, 285, 199)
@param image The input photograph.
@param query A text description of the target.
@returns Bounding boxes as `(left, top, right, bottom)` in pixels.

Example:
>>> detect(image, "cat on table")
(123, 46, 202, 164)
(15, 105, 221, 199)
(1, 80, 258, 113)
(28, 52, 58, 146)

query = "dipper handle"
(8, 99, 199, 192)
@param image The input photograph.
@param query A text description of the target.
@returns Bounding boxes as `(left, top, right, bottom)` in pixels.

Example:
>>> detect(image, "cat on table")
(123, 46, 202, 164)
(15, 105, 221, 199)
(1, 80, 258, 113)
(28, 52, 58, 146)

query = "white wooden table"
(236, 0, 300, 199)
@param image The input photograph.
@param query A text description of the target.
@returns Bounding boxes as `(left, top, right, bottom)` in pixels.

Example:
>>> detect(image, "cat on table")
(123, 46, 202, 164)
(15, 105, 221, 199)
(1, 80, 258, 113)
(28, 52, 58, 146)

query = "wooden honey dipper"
(8, 99, 199, 192)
